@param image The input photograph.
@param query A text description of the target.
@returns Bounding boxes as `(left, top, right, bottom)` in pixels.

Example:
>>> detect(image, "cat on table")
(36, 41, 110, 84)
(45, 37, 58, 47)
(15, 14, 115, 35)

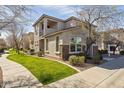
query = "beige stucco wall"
(34, 32, 40, 52)
(62, 27, 89, 46)
(44, 27, 90, 57)
(45, 27, 89, 56)
(65, 19, 80, 28)
(44, 34, 63, 58)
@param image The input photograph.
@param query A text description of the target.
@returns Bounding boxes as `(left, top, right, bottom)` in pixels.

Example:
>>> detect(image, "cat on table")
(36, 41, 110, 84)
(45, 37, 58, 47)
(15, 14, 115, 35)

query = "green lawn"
(7, 50, 78, 85)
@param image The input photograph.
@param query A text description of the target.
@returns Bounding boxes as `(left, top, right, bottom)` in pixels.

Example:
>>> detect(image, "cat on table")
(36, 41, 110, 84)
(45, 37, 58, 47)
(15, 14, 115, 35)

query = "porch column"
(43, 19, 47, 35)
(44, 38, 46, 53)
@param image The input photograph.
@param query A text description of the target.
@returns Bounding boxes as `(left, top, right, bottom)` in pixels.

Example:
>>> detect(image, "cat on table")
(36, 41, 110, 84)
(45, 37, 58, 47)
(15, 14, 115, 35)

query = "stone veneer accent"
(60, 45, 87, 61)
(60, 45, 69, 61)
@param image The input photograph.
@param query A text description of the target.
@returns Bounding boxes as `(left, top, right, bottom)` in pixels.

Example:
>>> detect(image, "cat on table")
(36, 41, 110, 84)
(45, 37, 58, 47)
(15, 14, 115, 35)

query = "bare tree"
(0, 6, 31, 30)
(21, 33, 30, 50)
(76, 6, 124, 56)
(6, 35, 15, 48)
(6, 24, 26, 54)
(0, 5, 32, 53)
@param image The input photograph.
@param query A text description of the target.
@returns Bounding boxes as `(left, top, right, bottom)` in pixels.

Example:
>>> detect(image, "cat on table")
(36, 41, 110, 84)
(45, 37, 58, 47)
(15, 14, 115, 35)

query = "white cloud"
(40, 5, 76, 16)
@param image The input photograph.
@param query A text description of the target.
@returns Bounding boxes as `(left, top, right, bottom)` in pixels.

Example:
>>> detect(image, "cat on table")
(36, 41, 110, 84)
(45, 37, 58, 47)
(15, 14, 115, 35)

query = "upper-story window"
(70, 22, 75, 27)
(65, 20, 77, 28)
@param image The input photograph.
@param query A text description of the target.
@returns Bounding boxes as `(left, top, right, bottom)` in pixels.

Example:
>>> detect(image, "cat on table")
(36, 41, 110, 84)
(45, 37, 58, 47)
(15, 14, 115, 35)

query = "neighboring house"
(98, 28, 124, 54)
(22, 32, 34, 50)
(0, 38, 6, 49)
(33, 14, 97, 60)
(28, 32, 34, 49)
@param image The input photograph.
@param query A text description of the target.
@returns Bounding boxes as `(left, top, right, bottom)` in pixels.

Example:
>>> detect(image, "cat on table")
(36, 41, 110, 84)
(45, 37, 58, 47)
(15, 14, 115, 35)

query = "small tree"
(76, 6, 124, 56)
(0, 6, 33, 54)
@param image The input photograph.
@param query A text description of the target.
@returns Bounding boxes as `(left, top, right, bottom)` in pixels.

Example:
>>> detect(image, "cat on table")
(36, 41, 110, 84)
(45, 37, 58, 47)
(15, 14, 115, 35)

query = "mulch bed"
(0, 67, 3, 87)
(64, 59, 105, 71)
(64, 61, 96, 71)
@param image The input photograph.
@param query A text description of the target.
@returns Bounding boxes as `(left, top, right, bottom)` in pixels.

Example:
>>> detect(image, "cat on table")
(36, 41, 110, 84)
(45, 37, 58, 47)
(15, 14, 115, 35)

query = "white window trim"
(108, 44, 117, 53)
(69, 36, 82, 54)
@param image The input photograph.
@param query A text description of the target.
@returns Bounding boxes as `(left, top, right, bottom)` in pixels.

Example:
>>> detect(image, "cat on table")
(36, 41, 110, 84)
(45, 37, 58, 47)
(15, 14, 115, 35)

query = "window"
(56, 36, 59, 52)
(46, 39, 48, 50)
(70, 22, 75, 27)
(70, 37, 82, 53)
(110, 46, 116, 51)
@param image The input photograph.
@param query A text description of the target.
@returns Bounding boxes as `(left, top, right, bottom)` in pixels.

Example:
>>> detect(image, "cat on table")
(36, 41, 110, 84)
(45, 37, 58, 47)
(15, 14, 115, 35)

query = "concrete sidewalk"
(0, 54, 42, 88)
(46, 56, 124, 88)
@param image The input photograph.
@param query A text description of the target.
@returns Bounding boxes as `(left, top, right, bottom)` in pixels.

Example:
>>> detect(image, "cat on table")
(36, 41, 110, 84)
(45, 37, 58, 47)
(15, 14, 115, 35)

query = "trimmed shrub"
(78, 56, 85, 65)
(98, 50, 108, 54)
(0, 48, 4, 53)
(20, 48, 23, 51)
(93, 52, 102, 64)
(120, 51, 124, 55)
(69, 55, 77, 65)
(37, 51, 44, 57)
(69, 55, 85, 66)
(86, 56, 92, 60)
(23, 49, 28, 53)
(29, 49, 34, 55)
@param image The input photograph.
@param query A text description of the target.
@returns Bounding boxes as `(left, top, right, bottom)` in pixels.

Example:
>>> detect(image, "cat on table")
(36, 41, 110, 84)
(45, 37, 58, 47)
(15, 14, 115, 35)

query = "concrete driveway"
(46, 56, 124, 88)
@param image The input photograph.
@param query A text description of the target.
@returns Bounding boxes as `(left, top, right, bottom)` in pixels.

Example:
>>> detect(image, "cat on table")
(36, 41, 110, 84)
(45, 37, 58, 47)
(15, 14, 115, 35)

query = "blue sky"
(32, 5, 77, 21)
(1, 5, 124, 38)
(27, 5, 78, 31)
(27, 5, 124, 32)
(1, 5, 78, 38)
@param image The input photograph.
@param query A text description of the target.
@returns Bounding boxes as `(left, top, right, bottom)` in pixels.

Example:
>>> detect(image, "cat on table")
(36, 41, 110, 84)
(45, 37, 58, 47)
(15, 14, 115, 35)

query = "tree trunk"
(85, 23, 94, 56)
(13, 33, 20, 54)
(113, 43, 120, 55)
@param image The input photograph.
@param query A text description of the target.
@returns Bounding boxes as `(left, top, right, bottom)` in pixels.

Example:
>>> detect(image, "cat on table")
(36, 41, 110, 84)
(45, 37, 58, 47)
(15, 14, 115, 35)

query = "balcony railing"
(46, 28, 58, 34)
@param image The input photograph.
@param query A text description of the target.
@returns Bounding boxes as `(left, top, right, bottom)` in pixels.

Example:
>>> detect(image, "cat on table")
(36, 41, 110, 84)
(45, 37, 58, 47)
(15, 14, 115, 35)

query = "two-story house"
(21, 32, 34, 50)
(33, 14, 97, 60)
(98, 28, 124, 54)
(0, 38, 6, 49)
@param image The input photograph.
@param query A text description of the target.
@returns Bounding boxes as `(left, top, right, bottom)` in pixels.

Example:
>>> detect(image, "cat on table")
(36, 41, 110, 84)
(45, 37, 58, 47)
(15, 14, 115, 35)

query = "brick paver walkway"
(0, 54, 42, 88)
